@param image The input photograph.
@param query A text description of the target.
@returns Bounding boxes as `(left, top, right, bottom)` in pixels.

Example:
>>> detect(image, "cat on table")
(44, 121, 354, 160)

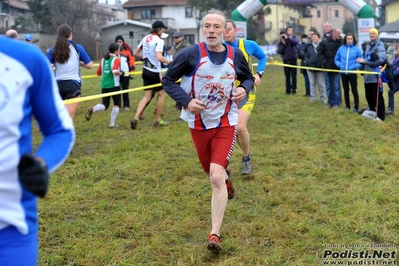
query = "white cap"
(161, 33, 169, 39)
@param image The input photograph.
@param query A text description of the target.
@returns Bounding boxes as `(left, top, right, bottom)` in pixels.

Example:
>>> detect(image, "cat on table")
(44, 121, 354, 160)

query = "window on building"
(335, 10, 339, 17)
(185, 34, 195, 45)
(141, 9, 155, 19)
(185, 7, 193, 18)
(317, 10, 321, 18)
(128, 10, 134, 20)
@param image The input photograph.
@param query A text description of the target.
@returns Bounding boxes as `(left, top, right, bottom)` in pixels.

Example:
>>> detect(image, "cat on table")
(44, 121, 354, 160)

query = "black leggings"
(341, 74, 359, 109)
(102, 87, 121, 109)
(364, 82, 385, 120)
(120, 76, 130, 108)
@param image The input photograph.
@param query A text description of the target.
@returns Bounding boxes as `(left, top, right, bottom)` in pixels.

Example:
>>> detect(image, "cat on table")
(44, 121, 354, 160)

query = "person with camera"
(277, 26, 299, 95)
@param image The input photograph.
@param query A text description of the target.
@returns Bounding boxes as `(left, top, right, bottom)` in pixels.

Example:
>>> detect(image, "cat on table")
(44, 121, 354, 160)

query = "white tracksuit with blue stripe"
(0, 37, 75, 235)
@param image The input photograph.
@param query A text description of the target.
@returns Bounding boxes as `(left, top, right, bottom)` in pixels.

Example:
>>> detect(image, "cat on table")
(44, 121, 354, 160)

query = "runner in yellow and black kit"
(224, 19, 267, 175)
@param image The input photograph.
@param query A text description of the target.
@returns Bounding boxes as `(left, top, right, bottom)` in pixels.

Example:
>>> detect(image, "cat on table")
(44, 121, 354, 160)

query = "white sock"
(109, 106, 119, 126)
(93, 104, 106, 112)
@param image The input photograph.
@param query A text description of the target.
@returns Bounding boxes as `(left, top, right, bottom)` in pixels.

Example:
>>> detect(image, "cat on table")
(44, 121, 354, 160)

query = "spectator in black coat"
(305, 32, 326, 103)
(318, 28, 342, 108)
(298, 33, 311, 96)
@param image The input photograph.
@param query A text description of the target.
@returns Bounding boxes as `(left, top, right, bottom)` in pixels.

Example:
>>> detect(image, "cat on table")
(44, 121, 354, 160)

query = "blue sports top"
(0, 37, 75, 235)
(47, 40, 92, 83)
(224, 38, 267, 73)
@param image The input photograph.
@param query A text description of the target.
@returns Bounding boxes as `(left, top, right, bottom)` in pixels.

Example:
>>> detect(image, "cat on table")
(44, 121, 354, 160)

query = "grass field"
(36, 63, 399, 265)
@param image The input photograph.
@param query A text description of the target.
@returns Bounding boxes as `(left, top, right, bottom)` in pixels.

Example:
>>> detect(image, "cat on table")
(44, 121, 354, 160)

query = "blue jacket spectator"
(392, 51, 399, 76)
(334, 33, 363, 112)
(334, 42, 363, 73)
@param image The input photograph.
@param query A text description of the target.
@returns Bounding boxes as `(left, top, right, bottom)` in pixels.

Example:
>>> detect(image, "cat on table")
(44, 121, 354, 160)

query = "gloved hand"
(18, 154, 49, 198)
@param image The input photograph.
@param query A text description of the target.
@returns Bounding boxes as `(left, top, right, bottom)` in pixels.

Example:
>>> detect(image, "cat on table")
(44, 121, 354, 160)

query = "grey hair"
(200, 8, 227, 28)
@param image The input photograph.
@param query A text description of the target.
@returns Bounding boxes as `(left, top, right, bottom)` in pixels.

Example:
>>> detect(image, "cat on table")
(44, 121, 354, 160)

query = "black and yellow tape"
(68, 62, 385, 105)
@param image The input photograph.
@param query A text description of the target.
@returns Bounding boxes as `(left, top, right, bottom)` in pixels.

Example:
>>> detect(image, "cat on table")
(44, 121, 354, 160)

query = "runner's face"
(202, 13, 225, 49)
(224, 22, 236, 43)
(157, 28, 165, 37)
(116, 40, 123, 46)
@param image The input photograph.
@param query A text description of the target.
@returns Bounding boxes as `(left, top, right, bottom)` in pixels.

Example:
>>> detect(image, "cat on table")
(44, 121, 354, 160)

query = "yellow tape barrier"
(69, 62, 385, 105)
(268, 60, 383, 75)
(63, 78, 181, 104)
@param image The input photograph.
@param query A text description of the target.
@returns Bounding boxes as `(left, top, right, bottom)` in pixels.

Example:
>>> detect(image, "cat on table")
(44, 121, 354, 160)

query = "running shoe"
(130, 119, 138, 130)
(207, 234, 222, 253)
(241, 160, 253, 175)
(85, 107, 93, 121)
(241, 154, 253, 175)
(154, 120, 169, 127)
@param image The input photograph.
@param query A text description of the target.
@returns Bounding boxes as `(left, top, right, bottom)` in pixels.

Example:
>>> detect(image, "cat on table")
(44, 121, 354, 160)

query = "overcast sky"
(98, 0, 128, 4)
(99, 0, 381, 7)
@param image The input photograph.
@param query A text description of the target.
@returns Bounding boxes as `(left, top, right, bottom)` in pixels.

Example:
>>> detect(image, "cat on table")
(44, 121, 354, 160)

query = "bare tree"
(28, 0, 99, 58)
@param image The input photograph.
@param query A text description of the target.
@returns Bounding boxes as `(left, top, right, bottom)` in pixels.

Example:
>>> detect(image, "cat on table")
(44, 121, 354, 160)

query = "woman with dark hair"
(334, 33, 363, 112)
(115, 35, 135, 111)
(85, 43, 124, 127)
(47, 24, 93, 119)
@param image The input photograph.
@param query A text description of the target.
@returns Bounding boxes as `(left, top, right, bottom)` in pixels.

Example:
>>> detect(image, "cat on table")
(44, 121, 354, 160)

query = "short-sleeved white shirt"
(137, 34, 164, 73)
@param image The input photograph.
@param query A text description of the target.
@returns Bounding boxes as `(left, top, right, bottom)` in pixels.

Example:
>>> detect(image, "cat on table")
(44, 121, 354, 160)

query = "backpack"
(383, 59, 398, 84)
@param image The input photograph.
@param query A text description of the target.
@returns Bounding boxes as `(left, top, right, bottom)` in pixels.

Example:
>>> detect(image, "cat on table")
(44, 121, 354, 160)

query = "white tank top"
(54, 44, 81, 82)
(180, 42, 238, 130)
(138, 34, 164, 73)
